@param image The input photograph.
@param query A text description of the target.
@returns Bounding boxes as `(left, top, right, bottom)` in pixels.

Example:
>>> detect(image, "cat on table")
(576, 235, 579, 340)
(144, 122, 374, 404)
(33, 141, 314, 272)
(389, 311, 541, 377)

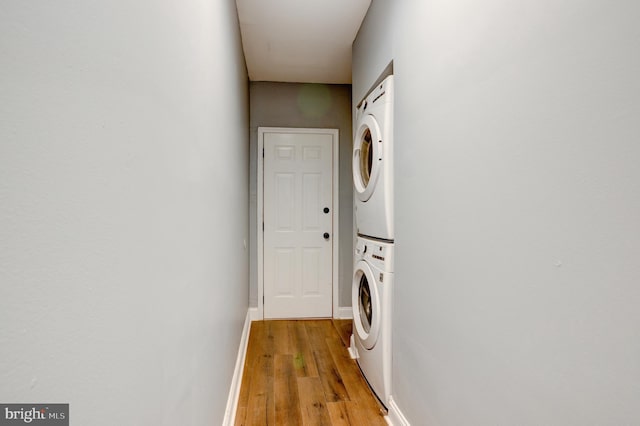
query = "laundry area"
(2, 0, 640, 425)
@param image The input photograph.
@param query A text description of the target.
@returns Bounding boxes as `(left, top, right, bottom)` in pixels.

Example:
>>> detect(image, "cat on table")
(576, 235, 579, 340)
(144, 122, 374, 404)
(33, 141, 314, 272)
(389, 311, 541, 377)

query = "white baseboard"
(335, 306, 353, 319)
(222, 309, 253, 426)
(248, 306, 260, 322)
(386, 395, 410, 426)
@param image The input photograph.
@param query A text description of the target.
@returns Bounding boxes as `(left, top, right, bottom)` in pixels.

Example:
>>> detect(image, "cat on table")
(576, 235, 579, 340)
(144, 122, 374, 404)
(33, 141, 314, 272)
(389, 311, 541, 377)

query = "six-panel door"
(263, 131, 333, 318)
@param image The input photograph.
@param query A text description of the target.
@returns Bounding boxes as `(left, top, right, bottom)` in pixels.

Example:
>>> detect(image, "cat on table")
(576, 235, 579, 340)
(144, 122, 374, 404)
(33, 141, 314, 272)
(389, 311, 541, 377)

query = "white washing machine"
(353, 75, 394, 241)
(349, 235, 394, 408)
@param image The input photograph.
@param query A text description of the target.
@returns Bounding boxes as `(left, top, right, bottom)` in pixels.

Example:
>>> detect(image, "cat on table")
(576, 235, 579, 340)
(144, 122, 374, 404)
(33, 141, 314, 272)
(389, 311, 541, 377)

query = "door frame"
(257, 127, 340, 320)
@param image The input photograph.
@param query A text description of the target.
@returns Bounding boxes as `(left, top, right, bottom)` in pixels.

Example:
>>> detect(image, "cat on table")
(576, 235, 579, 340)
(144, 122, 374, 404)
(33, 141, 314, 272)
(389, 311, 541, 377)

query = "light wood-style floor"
(234, 319, 388, 425)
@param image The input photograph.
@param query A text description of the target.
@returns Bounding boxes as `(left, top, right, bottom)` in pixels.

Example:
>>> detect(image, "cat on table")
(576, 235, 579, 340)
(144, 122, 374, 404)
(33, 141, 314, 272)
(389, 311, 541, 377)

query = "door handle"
(323, 232, 330, 240)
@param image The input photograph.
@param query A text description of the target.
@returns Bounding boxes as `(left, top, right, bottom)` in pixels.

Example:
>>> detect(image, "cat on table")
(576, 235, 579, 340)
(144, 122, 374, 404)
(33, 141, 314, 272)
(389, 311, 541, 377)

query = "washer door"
(352, 260, 380, 349)
(353, 114, 382, 202)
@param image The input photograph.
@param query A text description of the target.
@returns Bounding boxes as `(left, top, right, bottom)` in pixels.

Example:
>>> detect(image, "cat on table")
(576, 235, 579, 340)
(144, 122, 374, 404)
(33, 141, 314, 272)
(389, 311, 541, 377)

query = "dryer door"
(353, 114, 382, 202)
(352, 260, 380, 349)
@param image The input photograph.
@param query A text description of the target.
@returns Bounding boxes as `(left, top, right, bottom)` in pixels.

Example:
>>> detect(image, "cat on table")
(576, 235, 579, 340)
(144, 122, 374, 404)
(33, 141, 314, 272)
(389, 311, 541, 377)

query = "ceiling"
(235, 0, 371, 84)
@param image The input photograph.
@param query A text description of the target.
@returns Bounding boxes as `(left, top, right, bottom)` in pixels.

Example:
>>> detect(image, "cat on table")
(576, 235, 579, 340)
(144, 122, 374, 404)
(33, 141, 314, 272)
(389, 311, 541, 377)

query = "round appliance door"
(353, 114, 382, 202)
(352, 260, 380, 349)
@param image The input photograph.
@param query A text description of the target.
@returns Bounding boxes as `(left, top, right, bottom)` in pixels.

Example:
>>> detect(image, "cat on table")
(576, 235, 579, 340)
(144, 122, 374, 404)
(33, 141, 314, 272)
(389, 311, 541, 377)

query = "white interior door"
(263, 131, 333, 318)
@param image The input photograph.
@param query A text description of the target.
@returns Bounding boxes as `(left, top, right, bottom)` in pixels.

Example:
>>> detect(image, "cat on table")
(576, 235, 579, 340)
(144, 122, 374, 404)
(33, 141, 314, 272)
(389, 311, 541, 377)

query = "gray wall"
(354, 0, 640, 424)
(249, 82, 353, 309)
(0, 1, 249, 424)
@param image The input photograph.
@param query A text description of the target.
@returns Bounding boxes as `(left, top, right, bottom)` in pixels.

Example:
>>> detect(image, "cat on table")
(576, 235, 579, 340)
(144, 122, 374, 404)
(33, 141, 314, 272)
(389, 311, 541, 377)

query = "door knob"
(323, 232, 330, 240)
(323, 207, 330, 214)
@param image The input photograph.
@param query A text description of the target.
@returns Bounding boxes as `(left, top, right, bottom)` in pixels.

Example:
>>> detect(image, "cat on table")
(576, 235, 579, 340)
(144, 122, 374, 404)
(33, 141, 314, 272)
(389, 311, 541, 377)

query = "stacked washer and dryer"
(350, 75, 394, 410)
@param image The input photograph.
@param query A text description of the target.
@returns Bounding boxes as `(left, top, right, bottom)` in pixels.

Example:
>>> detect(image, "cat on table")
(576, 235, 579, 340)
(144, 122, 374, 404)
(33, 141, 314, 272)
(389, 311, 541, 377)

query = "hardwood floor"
(234, 319, 387, 425)
(331, 319, 353, 348)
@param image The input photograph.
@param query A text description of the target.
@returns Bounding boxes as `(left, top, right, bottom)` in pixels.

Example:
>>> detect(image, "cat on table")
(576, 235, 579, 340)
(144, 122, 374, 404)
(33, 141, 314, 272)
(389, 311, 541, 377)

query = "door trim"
(257, 127, 340, 320)
(256, 127, 340, 320)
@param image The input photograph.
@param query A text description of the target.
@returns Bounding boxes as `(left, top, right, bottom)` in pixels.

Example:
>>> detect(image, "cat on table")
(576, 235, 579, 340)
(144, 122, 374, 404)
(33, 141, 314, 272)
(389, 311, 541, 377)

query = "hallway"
(3, 0, 640, 424)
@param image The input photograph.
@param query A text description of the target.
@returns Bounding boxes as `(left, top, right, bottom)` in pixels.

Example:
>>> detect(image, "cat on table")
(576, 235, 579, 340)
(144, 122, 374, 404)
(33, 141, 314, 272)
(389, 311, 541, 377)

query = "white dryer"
(353, 75, 394, 241)
(350, 235, 394, 407)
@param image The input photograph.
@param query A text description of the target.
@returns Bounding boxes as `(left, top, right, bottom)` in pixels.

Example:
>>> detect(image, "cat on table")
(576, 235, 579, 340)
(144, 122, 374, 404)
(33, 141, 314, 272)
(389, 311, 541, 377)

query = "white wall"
(352, 0, 394, 105)
(248, 82, 353, 309)
(354, 0, 640, 424)
(0, 1, 249, 424)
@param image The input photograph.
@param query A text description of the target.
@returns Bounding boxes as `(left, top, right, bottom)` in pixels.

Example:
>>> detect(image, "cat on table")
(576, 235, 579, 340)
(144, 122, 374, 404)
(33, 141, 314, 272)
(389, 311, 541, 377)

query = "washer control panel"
(355, 237, 394, 273)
